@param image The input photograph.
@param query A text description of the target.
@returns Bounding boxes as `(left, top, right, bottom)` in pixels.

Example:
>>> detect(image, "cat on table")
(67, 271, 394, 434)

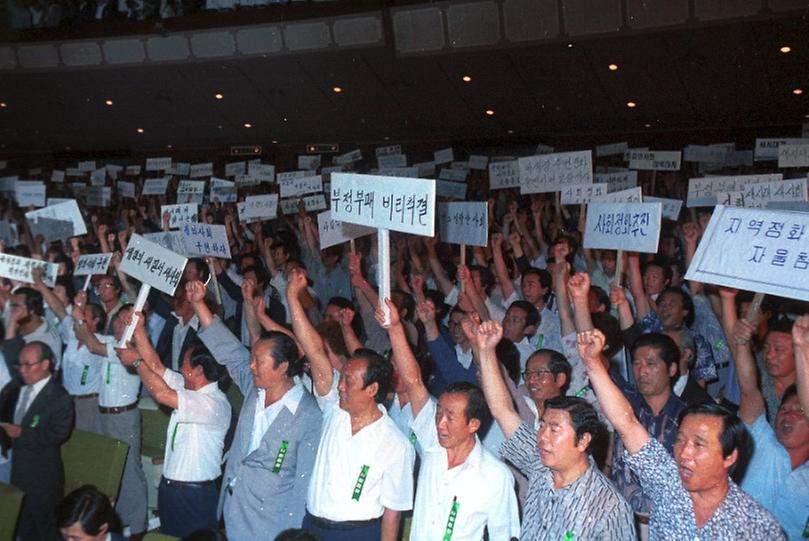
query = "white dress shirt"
(99, 341, 140, 408)
(25, 320, 62, 368)
(161, 371, 231, 482)
(408, 399, 520, 541)
(171, 313, 199, 372)
(249, 383, 304, 455)
(59, 315, 102, 396)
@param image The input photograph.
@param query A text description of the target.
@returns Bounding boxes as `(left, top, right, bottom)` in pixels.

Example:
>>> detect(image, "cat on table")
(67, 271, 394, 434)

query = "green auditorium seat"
(143, 533, 180, 541)
(62, 429, 128, 505)
(0, 482, 24, 541)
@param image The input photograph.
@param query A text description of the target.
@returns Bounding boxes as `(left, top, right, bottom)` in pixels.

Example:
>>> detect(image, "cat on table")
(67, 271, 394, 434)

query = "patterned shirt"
(611, 389, 687, 514)
(500, 423, 636, 540)
(624, 437, 785, 540)
(639, 311, 717, 382)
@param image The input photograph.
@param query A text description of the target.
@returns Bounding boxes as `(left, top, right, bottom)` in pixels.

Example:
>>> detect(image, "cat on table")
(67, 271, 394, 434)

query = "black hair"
(442, 381, 491, 428)
(528, 349, 572, 394)
(186, 258, 210, 283)
(95, 274, 122, 292)
(186, 343, 224, 382)
(242, 265, 268, 287)
(468, 265, 495, 293)
(591, 312, 623, 359)
(508, 300, 540, 328)
(679, 402, 751, 481)
(85, 303, 107, 333)
(57, 485, 118, 535)
(522, 268, 552, 301)
(55, 274, 75, 302)
(658, 287, 695, 328)
(766, 318, 795, 338)
(543, 395, 607, 455)
(14, 287, 44, 317)
(642, 259, 673, 286)
(353, 348, 393, 404)
(258, 331, 303, 378)
(632, 332, 680, 371)
(589, 286, 611, 313)
(425, 289, 450, 321)
(495, 338, 521, 385)
(780, 384, 799, 409)
(107, 303, 134, 337)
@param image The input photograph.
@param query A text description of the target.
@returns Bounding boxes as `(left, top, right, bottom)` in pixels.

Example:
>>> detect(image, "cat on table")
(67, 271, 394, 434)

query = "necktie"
(14, 385, 32, 425)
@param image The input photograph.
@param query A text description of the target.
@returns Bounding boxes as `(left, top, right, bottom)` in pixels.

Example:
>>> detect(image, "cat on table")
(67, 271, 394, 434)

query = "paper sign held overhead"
(438, 202, 488, 247)
(240, 194, 279, 222)
(439, 168, 468, 182)
(0, 253, 58, 287)
(377, 154, 407, 169)
(161, 204, 198, 229)
(51, 170, 65, 183)
(120, 233, 187, 295)
(280, 194, 327, 215)
(560, 183, 608, 204)
(627, 150, 682, 171)
(142, 177, 170, 196)
(334, 149, 362, 165)
(106, 164, 124, 179)
(715, 191, 746, 208)
(331, 173, 436, 237)
(279, 175, 322, 199)
(778, 143, 809, 168)
(519, 150, 593, 194)
(377, 167, 419, 178)
(375, 145, 402, 157)
(755, 138, 809, 161)
(74, 253, 113, 276)
(298, 155, 321, 171)
(126, 165, 142, 176)
(177, 180, 205, 204)
(687, 173, 783, 207)
(118, 182, 136, 199)
(729, 178, 808, 209)
(235, 175, 260, 188)
(181, 223, 231, 259)
(170, 163, 190, 176)
(436, 180, 467, 200)
(90, 168, 106, 186)
(595, 142, 628, 157)
(584, 202, 662, 253)
(28, 217, 74, 243)
(143, 231, 187, 256)
(15, 181, 46, 207)
(78, 161, 96, 172)
(644, 196, 682, 221)
(248, 163, 276, 183)
(317, 210, 375, 250)
(86, 186, 112, 208)
(489, 160, 520, 190)
(591, 186, 642, 203)
(146, 157, 172, 171)
(596, 170, 638, 193)
(434, 148, 454, 165)
(224, 161, 247, 177)
(683, 145, 731, 163)
(467, 155, 489, 170)
(190, 163, 214, 178)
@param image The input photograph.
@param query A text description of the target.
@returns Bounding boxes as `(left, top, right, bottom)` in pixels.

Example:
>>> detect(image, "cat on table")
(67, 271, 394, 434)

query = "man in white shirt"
(380, 298, 519, 541)
(118, 316, 230, 538)
(5, 287, 62, 371)
(288, 269, 414, 541)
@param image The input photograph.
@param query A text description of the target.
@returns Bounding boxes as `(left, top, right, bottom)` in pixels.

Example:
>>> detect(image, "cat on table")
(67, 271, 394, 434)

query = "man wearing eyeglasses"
(93, 275, 125, 335)
(0, 341, 73, 541)
(515, 350, 571, 429)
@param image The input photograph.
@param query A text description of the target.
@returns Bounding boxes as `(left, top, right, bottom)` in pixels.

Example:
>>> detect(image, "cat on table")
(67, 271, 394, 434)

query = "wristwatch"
(132, 359, 143, 369)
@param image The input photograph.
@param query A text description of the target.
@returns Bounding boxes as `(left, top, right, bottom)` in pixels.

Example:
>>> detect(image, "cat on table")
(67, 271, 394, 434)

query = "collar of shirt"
(256, 382, 304, 416)
(172, 312, 200, 331)
(454, 344, 474, 369)
(21, 375, 51, 408)
(673, 373, 689, 397)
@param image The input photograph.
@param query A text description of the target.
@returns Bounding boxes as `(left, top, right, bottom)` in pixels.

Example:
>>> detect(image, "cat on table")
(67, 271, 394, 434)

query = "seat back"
(61, 429, 128, 504)
(0, 482, 24, 541)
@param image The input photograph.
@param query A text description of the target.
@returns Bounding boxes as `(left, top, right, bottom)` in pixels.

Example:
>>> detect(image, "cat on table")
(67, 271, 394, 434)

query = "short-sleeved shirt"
(408, 399, 519, 541)
(99, 340, 140, 408)
(60, 316, 103, 396)
(162, 371, 231, 482)
(624, 437, 785, 540)
(500, 422, 636, 540)
(307, 385, 415, 521)
(742, 414, 809, 540)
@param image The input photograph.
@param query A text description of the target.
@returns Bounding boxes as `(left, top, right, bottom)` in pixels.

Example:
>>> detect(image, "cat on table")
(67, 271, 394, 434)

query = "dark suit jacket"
(678, 374, 714, 406)
(0, 377, 73, 501)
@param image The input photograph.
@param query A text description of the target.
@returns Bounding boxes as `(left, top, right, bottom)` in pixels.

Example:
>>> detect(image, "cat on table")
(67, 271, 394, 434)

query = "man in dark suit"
(0, 341, 74, 541)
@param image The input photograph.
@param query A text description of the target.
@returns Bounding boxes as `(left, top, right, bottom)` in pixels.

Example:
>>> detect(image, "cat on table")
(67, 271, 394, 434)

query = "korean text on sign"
(119, 233, 188, 295)
(74, 253, 113, 276)
(583, 202, 662, 254)
(330, 173, 436, 237)
(317, 210, 375, 250)
(181, 223, 231, 259)
(519, 150, 593, 194)
(161, 204, 198, 229)
(438, 202, 488, 247)
(685, 206, 809, 302)
(0, 253, 58, 287)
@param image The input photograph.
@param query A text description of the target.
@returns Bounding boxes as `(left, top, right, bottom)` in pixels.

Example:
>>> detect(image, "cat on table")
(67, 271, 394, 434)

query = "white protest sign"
(560, 183, 608, 204)
(519, 150, 593, 194)
(377, 154, 407, 169)
(120, 233, 187, 295)
(105, 164, 123, 179)
(78, 161, 96, 172)
(596, 142, 628, 157)
(298, 155, 321, 170)
(596, 170, 638, 193)
(317, 210, 375, 250)
(51, 170, 65, 183)
(279, 175, 322, 198)
(736, 178, 808, 208)
(778, 143, 809, 168)
(142, 177, 169, 196)
(0, 253, 58, 287)
(248, 163, 276, 183)
(90, 168, 106, 186)
(224, 161, 246, 177)
(74, 253, 113, 276)
(591, 186, 643, 203)
(277, 171, 310, 183)
(190, 163, 213, 178)
(623, 148, 649, 161)
(169, 163, 190, 176)
(177, 180, 205, 204)
(86, 186, 112, 207)
(70, 183, 87, 197)
(181, 223, 231, 259)
(146, 157, 172, 171)
(240, 194, 279, 222)
(644, 196, 682, 221)
(685, 205, 809, 301)
(0, 177, 17, 193)
(65, 168, 82, 177)
(683, 145, 731, 163)
(15, 181, 45, 207)
(375, 145, 402, 157)
(331, 173, 436, 236)
(436, 180, 467, 199)
(118, 181, 136, 199)
(438, 202, 488, 247)
(161, 204, 198, 229)
(434, 148, 454, 165)
(489, 160, 520, 190)
(536, 144, 555, 154)
(235, 175, 260, 188)
(414, 161, 436, 178)
(279, 194, 327, 215)
(687, 173, 783, 207)
(334, 149, 362, 165)
(125, 165, 142, 176)
(439, 168, 468, 182)
(210, 178, 237, 203)
(378, 167, 419, 178)
(468, 155, 489, 170)
(627, 150, 682, 171)
(715, 191, 746, 207)
(142, 231, 187, 256)
(584, 202, 662, 253)
(27, 216, 74, 243)
(755, 138, 809, 161)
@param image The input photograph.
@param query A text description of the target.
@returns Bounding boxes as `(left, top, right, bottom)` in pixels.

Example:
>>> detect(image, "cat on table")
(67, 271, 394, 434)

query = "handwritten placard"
(687, 173, 783, 207)
(15, 181, 46, 207)
(438, 202, 488, 247)
(51, 170, 65, 183)
(644, 196, 682, 221)
(279, 175, 322, 198)
(28, 217, 74, 243)
(224, 161, 246, 177)
(190, 163, 213, 178)
(118, 181, 136, 199)
(560, 183, 607, 204)
(519, 150, 593, 194)
(298, 155, 321, 171)
(414, 161, 436, 178)
(375, 145, 402, 157)
(331, 173, 435, 236)
(240, 194, 278, 222)
(627, 150, 682, 171)
(377, 154, 407, 169)
(683, 145, 730, 163)
(248, 163, 276, 183)
(334, 149, 362, 165)
(78, 161, 96, 172)
(181, 223, 231, 259)
(74, 253, 113, 276)
(161, 204, 198, 229)
(595, 141, 628, 157)
(235, 175, 260, 188)
(120, 233, 187, 295)
(467, 155, 489, 170)
(177, 180, 205, 204)
(489, 160, 520, 190)
(591, 186, 642, 203)
(90, 168, 106, 186)
(433, 148, 454, 165)
(721, 178, 808, 209)
(583, 202, 662, 253)
(778, 143, 809, 168)
(125, 165, 142, 176)
(755, 138, 809, 161)
(146, 157, 172, 172)
(210, 178, 237, 203)
(0, 254, 58, 287)
(169, 163, 190, 176)
(317, 210, 375, 250)
(595, 170, 638, 193)
(715, 191, 746, 208)
(142, 177, 170, 196)
(142, 231, 187, 256)
(439, 168, 468, 182)
(436, 180, 467, 199)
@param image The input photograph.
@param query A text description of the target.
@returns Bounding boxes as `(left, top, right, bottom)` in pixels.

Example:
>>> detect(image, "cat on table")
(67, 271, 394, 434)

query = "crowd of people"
(0, 157, 807, 541)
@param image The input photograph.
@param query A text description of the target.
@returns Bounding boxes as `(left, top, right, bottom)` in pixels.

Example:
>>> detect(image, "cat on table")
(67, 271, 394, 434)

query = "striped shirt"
(500, 423, 636, 540)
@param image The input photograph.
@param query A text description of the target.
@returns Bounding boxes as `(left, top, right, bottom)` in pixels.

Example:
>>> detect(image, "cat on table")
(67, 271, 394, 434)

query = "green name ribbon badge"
(442, 497, 459, 541)
(535, 333, 545, 351)
(30, 414, 40, 428)
(409, 431, 418, 446)
(351, 465, 370, 501)
(272, 440, 289, 474)
(105, 362, 111, 385)
(802, 515, 808, 538)
(80, 365, 89, 385)
(170, 424, 179, 451)
(563, 530, 575, 540)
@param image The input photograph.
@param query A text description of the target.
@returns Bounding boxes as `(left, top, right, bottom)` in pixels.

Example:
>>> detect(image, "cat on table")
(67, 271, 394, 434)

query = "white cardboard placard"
(120, 233, 187, 295)
(433, 148, 454, 165)
(591, 186, 642, 203)
(248, 163, 276, 183)
(235, 175, 260, 188)
(279, 175, 322, 198)
(685, 205, 809, 301)
(142, 177, 169, 196)
(595, 142, 628, 157)
(118, 181, 136, 199)
(778, 143, 809, 168)
(298, 155, 321, 170)
(439, 168, 468, 182)
(536, 144, 555, 154)
(280, 194, 327, 215)
(78, 161, 96, 172)
(331, 173, 435, 236)
(317, 210, 375, 250)
(438, 202, 488, 247)
(687, 173, 783, 207)
(181, 223, 231, 259)
(170, 163, 190, 176)
(414, 161, 436, 178)
(583, 202, 662, 253)
(161, 204, 198, 229)
(105, 164, 123, 179)
(240, 194, 279, 221)
(375, 145, 402, 157)
(377, 154, 407, 169)
(125, 165, 142, 176)
(146, 157, 172, 171)
(683, 144, 731, 163)
(467, 155, 489, 170)
(755, 138, 809, 161)
(519, 150, 593, 194)
(0, 177, 18, 192)
(715, 191, 746, 207)
(0, 253, 58, 286)
(436, 180, 467, 199)
(15, 181, 46, 207)
(224, 161, 246, 177)
(51, 170, 65, 183)
(627, 150, 682, 171)
(334, 149, 362, 165)
(190, 163, 213, 178)
(86, 186, 112, 207)
(142, 231, 187, 256)
(277, 170, 311, 183)
(377, 167, 419, 178)
(731, 178, 808, 208)
(177, 180, 205, 204)
(74, 253, 113, 276)
(488, 160, 520, 190)
(560, 183, 608, 204)
(595, 170, 638, 193)
(90, 168, 106, 185)
(644, 196, 682, 221)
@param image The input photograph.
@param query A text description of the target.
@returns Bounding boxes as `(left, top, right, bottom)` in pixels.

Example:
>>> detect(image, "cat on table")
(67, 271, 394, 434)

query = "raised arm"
(457, 264, 490, 321)
(550, 260, 575, 337)
(792, 315, 809, 420)
(568, 271, 595, 333)
(377, 298, 429, 416)
(287, 267, 334, 396)
(490, 233, 516, 301)
(627, 252, 651, 319)
(31, 268, 67, 321)
(577, 329, 650, 454)
(610, 285, 635, 331)
(424, 236, 454, 296)
(731, 318, 765, 424)
(682, 223, 703, 296)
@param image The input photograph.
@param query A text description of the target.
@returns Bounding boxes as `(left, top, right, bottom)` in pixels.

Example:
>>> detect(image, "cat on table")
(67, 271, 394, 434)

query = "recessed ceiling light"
(567, 43, 573, 48)
(507, 129, 514, 134)
(462, 75, 472, 83)
(793, 88, 804, 95)
(644, 123, 652, 128)
(272, 139, 278, 144)
(332, 86, 342, 93)
(608, 64, 619, 71)
(214, 93, 224, 100)
(626, 101, 637, 108)
(104, 99, 113, 106)
(136, 128, 144, 133)
(243, 123, 252, 128)
(780, 46, 792, 53)
(805, 113, 809, 118)
(485, 109, 495, 116)
(167, 144, 172, 149)
(384, 136, 389, 140)
(0, 102, 6, 108)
